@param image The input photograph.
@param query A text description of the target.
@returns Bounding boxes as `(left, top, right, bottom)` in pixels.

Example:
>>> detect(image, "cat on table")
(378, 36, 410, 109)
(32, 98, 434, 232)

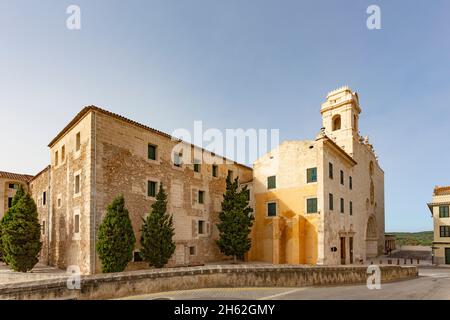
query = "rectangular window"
(8, 183, 17, 189)
(212, 165, 218, 177)
(148, 181, 157, 197)
(329, 193, 334, 211)
(133, 251, 143, 262)
(340, 170, 344, 185)
(227, 170, 233, 181)
(174, 152, 182, 167)
(189, 246, 196, 255)
(43, 191, 46, 206)
(148, 144, 157, 160)
(350, 201, 353, 216)
(198, 190, 205, 204)
(75, 174, 80, 194)
(340, 198, 344, 213)
(306, 198, 318, 213)
(440, 226, 450, 237)
(306, 167, 317, 183)
(42, 220, 46, 235)
(8, 197, 13, 208)
(74, 213, 80, 234)
(267, 176, 276, 189)
(439, 206, 449, 218)
(61, 145, 65, 162)
(267, 202, 277, 217)
(76, 132, 81, 151)
(55, 151, 59, 166)
(329, 162, 333, 179)
(198, 220, 205, 235)
(349, 176, 353, 190)
(57, 197, 62, 208)
(193, 160, 200, 173)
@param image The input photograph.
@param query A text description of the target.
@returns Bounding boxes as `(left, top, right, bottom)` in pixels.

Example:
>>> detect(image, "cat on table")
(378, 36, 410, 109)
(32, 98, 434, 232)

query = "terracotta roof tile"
(434, 186, 450, 196)
(0, 171, 34, 183)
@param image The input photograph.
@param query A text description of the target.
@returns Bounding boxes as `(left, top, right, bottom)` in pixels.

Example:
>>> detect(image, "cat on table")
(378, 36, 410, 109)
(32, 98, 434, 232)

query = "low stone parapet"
(0, 264, 418, 300)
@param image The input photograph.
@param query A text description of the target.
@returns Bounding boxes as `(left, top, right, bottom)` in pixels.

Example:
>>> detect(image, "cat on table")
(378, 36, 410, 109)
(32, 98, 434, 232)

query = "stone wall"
(0, 265, 418, 300)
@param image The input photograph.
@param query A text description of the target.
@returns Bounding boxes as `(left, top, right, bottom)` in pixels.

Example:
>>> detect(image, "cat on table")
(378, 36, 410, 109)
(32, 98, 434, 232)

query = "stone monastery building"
(0, 87, 384, 274)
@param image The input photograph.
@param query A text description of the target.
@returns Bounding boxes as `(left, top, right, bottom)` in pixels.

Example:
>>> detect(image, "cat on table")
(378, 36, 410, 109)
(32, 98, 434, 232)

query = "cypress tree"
(1, 185, 42, 272)
(96, 196, 136, 273)
(216, 176, 254, 262)
(140, 184, 176, 268)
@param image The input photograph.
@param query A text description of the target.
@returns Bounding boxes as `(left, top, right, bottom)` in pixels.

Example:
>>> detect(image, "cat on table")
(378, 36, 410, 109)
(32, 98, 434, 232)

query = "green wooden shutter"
(148, 144, 156, 160)
(267, 176, 276, 189)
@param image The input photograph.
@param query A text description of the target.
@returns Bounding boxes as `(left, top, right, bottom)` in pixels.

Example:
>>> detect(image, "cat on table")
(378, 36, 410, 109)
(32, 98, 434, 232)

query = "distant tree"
(140, 184, 176, 268)
(96, 196, 136, 273)
(216, 176, 254, 263)
(1, 185, 42, 272)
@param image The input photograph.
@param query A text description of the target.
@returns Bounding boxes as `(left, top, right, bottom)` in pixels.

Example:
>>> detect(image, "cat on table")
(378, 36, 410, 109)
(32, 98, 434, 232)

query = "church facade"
(248, 87, 385, 265)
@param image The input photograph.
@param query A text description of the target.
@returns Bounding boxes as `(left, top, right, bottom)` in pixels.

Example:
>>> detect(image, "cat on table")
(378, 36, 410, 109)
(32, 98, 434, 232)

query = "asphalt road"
(121, 267, 450, 300)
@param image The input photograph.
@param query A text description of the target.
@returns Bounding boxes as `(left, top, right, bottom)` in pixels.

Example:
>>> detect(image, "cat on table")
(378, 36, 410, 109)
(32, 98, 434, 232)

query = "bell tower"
(320, 86, 361, 156)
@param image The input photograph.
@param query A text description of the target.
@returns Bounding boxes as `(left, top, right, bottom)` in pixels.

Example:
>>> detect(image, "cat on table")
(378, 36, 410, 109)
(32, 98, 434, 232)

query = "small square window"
(267, 176, 276, 189)
(133, 251, 143, 262)
(212, 165, 218, 177)
(189, 246, 196, 255)
(439, 206, 449, 218)
(267, 202, 277, 217)
(148, 144, 157, 160)
(148, 181, 157, 197)
(193, 160, 201, 173)
(198, 220, 205, 235)
(76, 132, 81, 152)
(306, 198, 318, 213)
(440, 226, 450, 237)
(307, 168, 317, 183)
(198, 190, 205, 204)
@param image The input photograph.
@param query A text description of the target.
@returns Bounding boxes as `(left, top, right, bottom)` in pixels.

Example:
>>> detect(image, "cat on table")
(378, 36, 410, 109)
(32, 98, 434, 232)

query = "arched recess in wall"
(332, 115, 341, 131)
(365, 215, 378, 240)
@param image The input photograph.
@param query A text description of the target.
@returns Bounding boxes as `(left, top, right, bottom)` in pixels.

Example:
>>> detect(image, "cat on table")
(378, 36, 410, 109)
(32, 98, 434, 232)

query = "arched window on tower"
(332, 115, 341, 131)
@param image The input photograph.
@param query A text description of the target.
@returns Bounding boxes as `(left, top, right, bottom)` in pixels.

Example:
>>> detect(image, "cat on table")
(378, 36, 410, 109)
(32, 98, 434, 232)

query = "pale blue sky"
(1, 0, 449, 232)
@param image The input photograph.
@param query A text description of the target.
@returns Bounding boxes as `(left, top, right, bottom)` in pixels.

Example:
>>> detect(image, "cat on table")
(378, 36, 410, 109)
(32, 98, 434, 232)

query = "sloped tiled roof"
(48, 105, 252, 170)
(434, 186, 450, 196)
(0, 171, 34, 183)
